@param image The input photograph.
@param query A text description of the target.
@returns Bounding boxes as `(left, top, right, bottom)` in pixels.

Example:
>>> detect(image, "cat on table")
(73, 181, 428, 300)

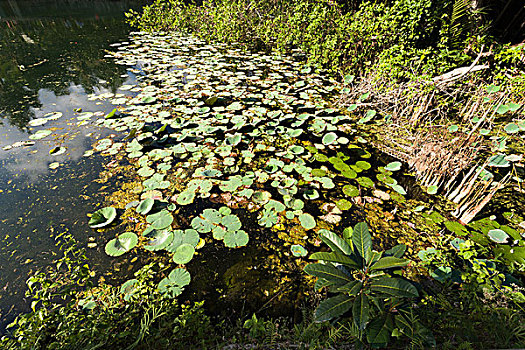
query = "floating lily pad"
(120, 279, 139, 301)
(158, 268, 191, 298)
(136, 198, 154, 215)
(29, 130, 52, 140)
(89, 207, 117, 228)
(385, 161, 402, 171)
(290, 244, 308, 257)
(299, 213, 316, 230)
(488, 229, 509, 244)
(146, 210, 173, 229)
(143, 227, 174, 251)
(176, 190, 196, 205)
(224, 230, 249, 248)
(504, 123, 520, 134)
(105, 232, 138, 257)
(49, 146, 66, 156)
(173, 243, 195, 264)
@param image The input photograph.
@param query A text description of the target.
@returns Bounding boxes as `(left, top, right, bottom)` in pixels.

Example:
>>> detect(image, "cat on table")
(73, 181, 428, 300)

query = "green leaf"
(384, 162, 401, 171)
(310, 252, 360, 269)
(146, 210, 173, 229)
(504, 123, 520, 134)
(291, 244, 308, 257)
(487, 229, 509, 243)
(384, 244, 406, 258)
(299, 213, 316, 230)
(136, 198, 154, 215)
(366, 315, 393, 347)
(143, 227, 174, 251)
(319, 229, 353, 255)
(104, 232, 138, 257)
(223, 230, 249, 248)
(352, 222, 372, 263)
(335, 280, 362, 295)
(304, 263, 353, 285)
(370, 277, 418, 297)
(353, 293, 369, 331)
(314, 294, 353, 322)
(89, 207, 117, 228)
(172, 243, 195, 264)
(370, 257, 408, 270)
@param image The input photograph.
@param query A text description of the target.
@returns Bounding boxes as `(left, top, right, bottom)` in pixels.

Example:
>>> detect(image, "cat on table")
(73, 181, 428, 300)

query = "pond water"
(0, 0, 145, 331)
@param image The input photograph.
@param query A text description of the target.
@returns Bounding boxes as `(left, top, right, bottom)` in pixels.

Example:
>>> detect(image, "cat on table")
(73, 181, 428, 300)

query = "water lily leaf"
(105, 108, 117, 119)
(504, 123, 520, 134)
(137, 167, 155, 177)
(173, 243, 195, 264)
(28, 118, 49, 127)
(487, 229, 509, 244)
(487, 154, 510, 167)
(384, 162, 401, 171)
(253, 191, 271, 205)
(105, 232, 138, 257)
(427, 185, 438, 195)
(221, 214, 242, 231)
(448, 125, 459, 133)
(89, 207, 117, 228)
(299, 213, 316, 230)
(146, 210, 173, 229)
(322, 132, 337, 145)
(49, 146, 66, 156)
(343, 185, 359, 197)
(158, 268, 191, 298)
(176, 190, 196, 205)
(143, 227, 174, 251)
(496, 104, 510, 114)
(224, 230, 249, 248)
(29, 130, 52, 140)
(134, 195, 154, 214)
(291, 244, 308, 257)
(120, 279, 139, 301)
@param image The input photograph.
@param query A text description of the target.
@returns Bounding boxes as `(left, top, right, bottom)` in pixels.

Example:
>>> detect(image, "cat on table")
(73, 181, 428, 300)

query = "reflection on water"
(0, 0, 144, 332)
(0, 0, 140, 129)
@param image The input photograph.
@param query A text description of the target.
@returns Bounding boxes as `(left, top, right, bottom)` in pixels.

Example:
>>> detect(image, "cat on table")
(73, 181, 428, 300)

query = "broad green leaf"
(89, 207, 117, 228)
(314, 294, 353, 322)
(370, 257, 408, 270)
(353, 293, 369, 331)
(304, 263, 353, 285)
(309, 252, 360, 269)
(319, 229, 353, 255)
(335, 280, 362, 296)
(370, 277, 418, 297)
(366, 314, 393, 347)
(352, 222, 372, 263)
(384, 244, 406, 258)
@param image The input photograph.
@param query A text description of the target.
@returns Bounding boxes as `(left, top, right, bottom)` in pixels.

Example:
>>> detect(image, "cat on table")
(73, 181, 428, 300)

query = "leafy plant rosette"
(304, 222, 434, 348)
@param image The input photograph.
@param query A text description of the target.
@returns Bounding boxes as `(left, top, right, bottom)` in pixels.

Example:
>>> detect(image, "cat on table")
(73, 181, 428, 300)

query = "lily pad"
(487, 229, 509, 244)
(290, 244, 308, 257)
(173, 243, 195, 264)
(143, 227, 174, 251)
(158, 268, 191, 298)
(385, 161, 402, 171)
(104, 232, 138, 257)
(89, 207, 117, 228)
(146, 210, 173, 229)
(299, 213, 316, 230)
(136, 198, 154, 215)
(29, 130, 52, 140)
(223, 230, 249, 248)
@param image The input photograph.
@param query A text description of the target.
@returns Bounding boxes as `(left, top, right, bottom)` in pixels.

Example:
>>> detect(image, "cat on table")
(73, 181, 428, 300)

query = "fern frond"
(450, 0, 470, 47)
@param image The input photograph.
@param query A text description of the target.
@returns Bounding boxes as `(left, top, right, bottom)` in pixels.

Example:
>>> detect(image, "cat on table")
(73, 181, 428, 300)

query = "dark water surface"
(0, 0, 144, 331)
